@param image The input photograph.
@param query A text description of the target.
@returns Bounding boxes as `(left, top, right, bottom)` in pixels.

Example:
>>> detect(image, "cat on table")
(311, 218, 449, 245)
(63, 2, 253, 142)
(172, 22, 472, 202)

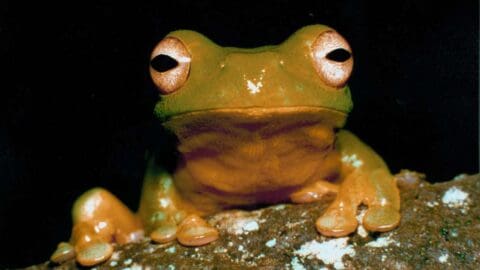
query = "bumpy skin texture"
(50, 25, 401, 266)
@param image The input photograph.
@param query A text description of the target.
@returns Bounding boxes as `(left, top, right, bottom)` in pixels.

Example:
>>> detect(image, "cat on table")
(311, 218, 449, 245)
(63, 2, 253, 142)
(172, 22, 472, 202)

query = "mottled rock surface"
(28, 172, 479, 269)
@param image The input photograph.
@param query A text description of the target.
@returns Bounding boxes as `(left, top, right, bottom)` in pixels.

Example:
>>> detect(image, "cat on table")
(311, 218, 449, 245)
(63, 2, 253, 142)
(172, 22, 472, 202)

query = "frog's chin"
(162, 106, 348, 134)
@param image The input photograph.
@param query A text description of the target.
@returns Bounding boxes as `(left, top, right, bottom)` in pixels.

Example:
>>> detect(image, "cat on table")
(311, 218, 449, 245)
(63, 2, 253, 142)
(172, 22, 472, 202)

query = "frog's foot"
(50, 242, 75, 263)
(150, 216, 179, 244)
(315, 201, 358, 237)
(361, 169, 401, 232)
(50, 220, 116, 266)
(177, 214, 219, 246)
(51, 188, 143, 266)
(290, 180, 339, 203)
(363, 205, 400, 232)
(75, 241, 114, 266)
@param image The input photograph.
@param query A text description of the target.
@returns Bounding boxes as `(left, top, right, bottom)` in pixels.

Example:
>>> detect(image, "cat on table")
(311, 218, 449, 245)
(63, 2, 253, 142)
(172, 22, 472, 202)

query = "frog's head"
(149, 25, 353, 133)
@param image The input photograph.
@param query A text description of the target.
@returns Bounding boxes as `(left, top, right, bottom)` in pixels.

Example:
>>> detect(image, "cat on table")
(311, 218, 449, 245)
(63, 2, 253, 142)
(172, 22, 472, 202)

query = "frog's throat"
(162, 106, 347, 132)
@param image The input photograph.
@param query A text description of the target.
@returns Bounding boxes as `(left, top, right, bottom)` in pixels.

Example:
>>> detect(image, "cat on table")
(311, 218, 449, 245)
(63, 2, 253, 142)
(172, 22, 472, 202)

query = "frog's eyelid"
(311, 31, 353, 88)
(150, 37, 191, 94)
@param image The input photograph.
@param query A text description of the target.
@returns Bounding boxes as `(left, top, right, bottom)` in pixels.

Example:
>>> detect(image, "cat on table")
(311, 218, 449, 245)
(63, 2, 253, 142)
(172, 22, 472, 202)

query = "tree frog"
(51, 25, 400, 266)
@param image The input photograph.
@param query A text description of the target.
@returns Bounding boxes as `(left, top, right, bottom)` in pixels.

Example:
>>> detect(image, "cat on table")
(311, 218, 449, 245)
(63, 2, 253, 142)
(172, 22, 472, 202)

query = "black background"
(1, 1, 478, 268)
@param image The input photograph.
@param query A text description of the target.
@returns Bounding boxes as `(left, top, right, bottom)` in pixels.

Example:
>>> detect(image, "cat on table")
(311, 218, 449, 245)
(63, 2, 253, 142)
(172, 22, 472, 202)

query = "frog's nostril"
(151, 54, 179, 73)
(326, 48, 351, 62)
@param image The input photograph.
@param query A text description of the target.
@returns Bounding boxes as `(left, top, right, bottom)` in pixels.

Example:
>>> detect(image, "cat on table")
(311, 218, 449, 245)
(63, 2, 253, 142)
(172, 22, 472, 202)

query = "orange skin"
(51, 25, 400, 266)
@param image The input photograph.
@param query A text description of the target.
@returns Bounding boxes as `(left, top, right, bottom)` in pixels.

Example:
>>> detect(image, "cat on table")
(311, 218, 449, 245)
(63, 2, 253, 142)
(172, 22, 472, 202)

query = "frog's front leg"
(316, 130, 401, 237)
(50, 188, 143, 266)
(138, 158, 219, 246)
(289, 150, 342, 203)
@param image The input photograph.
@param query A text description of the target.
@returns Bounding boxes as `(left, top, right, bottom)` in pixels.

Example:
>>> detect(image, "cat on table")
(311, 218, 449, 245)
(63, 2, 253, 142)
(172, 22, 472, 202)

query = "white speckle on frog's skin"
(265, 238, 277, 247)
(341, 154, 363, 168)
(123, 258, 133, 265)
(438, 253, 449, 263)
(365, 235, 399, 248)
(159, 198, 171, 208)
(290, 257, 306, 270)
(294, 237, 355, 270)
(246, 80, 263, 94)
(442, 187, 470, 209)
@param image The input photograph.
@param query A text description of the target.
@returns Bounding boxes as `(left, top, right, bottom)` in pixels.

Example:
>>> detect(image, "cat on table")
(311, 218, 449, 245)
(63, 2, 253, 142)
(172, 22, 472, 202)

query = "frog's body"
(51, 25, 401, 266)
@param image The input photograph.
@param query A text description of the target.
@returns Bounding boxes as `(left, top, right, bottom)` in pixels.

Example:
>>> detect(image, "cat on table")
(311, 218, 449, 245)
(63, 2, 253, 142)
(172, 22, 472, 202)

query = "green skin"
(154, 25, 353, 120)
(52, 25, 400, 267)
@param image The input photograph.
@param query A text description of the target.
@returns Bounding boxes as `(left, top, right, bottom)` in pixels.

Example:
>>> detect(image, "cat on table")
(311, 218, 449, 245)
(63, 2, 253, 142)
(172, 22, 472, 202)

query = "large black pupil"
(326, 48, 351, 62)
(151, 54, 178, 72)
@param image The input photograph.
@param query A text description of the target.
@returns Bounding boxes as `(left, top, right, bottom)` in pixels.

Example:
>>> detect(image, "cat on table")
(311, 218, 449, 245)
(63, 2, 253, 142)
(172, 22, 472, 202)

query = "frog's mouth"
(162, 106, 347, 136)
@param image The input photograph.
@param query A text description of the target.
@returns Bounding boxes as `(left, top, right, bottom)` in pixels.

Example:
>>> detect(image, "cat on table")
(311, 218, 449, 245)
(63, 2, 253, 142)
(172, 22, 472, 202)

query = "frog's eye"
(150, 37, 191, 94)
(311, 31, 353, 88)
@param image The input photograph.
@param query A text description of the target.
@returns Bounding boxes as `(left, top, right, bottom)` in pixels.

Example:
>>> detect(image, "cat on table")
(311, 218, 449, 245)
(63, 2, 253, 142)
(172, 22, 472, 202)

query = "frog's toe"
(50, 242, 75, 263)
(363, 205, 400, 232)
(76, 241, 114, 267)
(177, 214, 219, 246)
(150, 223, 177, 243)
(316, 208, 358, 237)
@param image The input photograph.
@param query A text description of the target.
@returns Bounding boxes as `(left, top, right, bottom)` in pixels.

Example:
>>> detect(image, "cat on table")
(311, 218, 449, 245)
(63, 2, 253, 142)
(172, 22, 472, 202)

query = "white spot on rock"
(365, 235, 398, 248)
(123, 258, 132, 265)
(211, 211, 262, 235)
(426, 201, 439, 207)
(214, 246, 227, 253)
(165, 246, 176, 254)
(442, 187, 470, 210)
(438, 253, 449, 263)
(294, 237, 355, 269)
(110, 251, 121, 260)
(129, 263, 143, 270)
(243, 220, 259, 232)
(290, 256, 306, 270)
(453, 174, 467, 180)
(286, 221, 305, 229)
(265, 238, 277, 247)
(356, 209, 368, 238)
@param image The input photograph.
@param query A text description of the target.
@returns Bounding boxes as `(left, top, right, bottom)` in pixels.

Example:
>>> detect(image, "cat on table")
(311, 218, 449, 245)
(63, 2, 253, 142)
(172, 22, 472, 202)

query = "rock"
(27, 171, 480, 269)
